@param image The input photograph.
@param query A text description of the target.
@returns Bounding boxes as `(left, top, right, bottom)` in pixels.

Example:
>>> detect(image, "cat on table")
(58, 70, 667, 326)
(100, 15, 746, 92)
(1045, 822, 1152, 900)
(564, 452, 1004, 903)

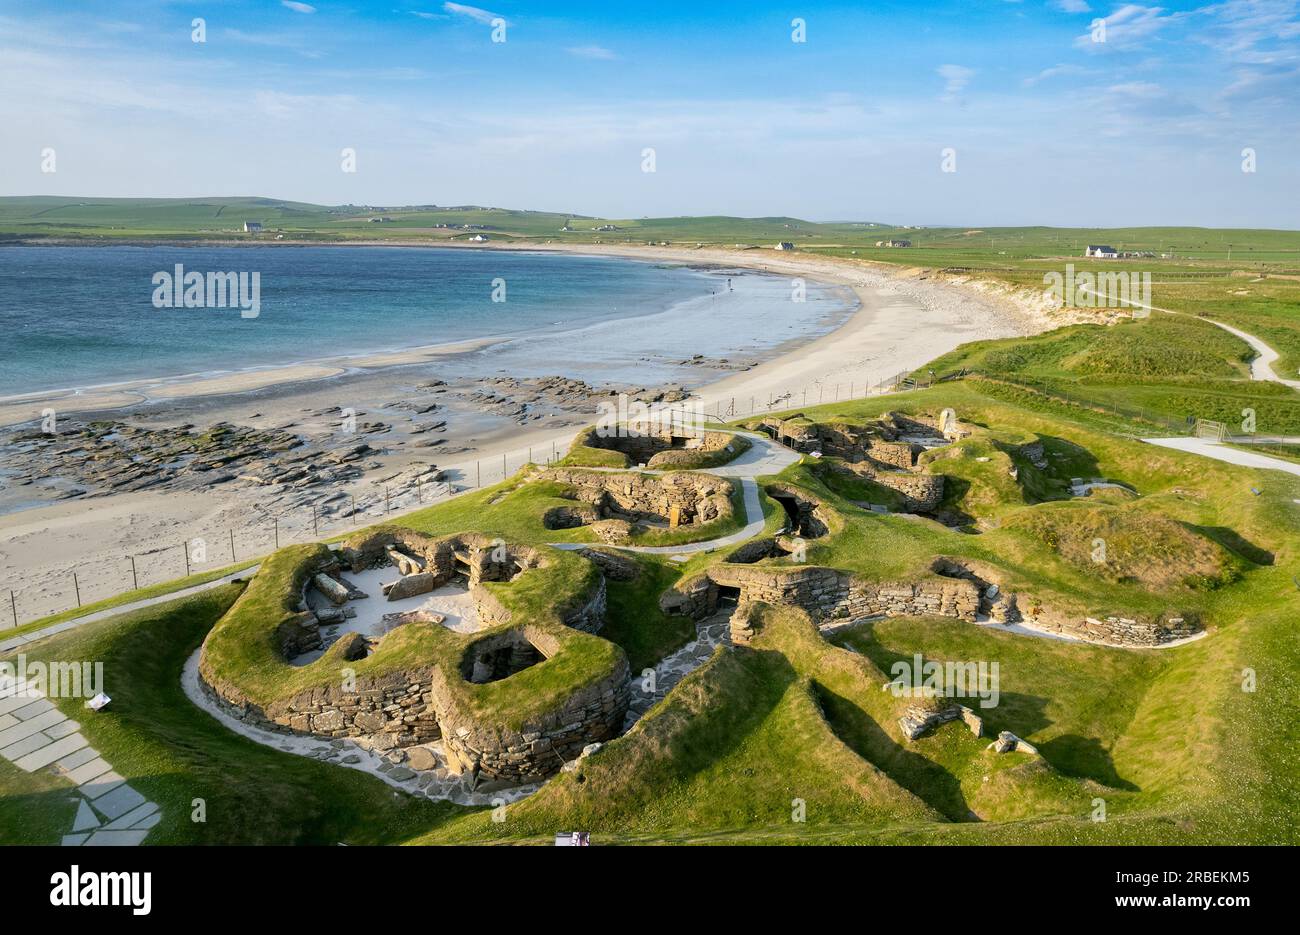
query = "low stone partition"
(660, 555, 1203, 649)
(1023, 609, 1202, 647)
(197, 531, 627, 785)
(661, 564, 981, 637)
(572, 425, 739, 469)
(831, 461, 945, 511)
(542, 468, 735, 534)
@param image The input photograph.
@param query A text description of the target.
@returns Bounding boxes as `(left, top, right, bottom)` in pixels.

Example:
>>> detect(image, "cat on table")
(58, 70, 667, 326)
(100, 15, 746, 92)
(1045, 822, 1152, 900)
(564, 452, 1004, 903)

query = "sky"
(1, 0, 1298, 227)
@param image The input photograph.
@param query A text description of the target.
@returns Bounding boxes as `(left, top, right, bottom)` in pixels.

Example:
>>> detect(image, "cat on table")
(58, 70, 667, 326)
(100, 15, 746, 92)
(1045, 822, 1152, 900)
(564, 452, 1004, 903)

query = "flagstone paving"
(0, 676, 160, 846)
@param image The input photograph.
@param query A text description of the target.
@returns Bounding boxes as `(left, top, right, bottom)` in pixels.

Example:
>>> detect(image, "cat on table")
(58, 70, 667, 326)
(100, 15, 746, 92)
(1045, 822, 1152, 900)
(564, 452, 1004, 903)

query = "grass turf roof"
(197, 530, 626, 731)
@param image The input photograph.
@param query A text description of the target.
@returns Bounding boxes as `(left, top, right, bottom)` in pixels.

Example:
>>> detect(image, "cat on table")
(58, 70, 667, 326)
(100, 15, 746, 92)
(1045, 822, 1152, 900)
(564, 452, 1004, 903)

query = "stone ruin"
(658, 553, 1203, 649)
(766, 483, 833, 538)
(197, 529, 629, 786)
(541, 467, 734, 543)
(573, 425, 737, 469)
(757, 411, 956, 514)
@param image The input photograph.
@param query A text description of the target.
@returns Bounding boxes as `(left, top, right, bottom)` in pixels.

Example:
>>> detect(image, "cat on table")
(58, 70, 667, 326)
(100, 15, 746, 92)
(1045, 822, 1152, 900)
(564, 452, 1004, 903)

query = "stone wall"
(431, 628, 631, 784)
(543, 468, 734, 529)
(660, 558, 1202, 648)
(660, 565, 981, 637)
(833, 461, 945, 511)
(198, 529, 623, 785)
(575, 426, 734, 468)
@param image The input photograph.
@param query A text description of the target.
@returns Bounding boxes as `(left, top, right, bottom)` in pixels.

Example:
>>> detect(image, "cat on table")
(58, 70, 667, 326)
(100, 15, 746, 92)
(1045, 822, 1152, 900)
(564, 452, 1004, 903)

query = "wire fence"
(2, 367, 937, 631)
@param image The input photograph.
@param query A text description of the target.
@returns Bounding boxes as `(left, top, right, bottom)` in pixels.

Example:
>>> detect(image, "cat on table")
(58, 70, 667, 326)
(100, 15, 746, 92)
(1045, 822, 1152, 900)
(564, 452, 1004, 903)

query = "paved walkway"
(0, 677, 160, 845)
(1142, 437, 1300, 477)
(551, 431, 799, 556)
(0, 566, 259, 656)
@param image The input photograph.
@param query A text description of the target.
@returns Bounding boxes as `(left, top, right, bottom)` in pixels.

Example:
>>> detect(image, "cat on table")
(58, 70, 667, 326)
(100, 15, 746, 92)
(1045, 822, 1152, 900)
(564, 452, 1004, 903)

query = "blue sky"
(1, 0, 1298, 226)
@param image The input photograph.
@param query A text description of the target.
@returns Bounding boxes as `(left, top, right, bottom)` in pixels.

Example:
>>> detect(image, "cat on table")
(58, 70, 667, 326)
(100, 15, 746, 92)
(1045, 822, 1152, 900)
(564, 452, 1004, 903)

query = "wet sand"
(0, 244, 1061, 623)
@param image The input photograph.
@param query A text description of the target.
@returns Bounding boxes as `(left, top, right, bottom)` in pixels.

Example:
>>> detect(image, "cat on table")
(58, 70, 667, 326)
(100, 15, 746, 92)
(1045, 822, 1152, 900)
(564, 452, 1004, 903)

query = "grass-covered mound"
(922, 313, 1300, 435)
(1003, 503, 1245, 591)
(198, 530, 625, 732)
(559, 424, 751, 471)
(0, 586, 464, 845)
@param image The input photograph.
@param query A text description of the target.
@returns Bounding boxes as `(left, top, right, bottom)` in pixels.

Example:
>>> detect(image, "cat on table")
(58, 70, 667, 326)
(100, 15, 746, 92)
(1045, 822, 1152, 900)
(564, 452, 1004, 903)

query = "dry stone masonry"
(198, 528, 628, 786)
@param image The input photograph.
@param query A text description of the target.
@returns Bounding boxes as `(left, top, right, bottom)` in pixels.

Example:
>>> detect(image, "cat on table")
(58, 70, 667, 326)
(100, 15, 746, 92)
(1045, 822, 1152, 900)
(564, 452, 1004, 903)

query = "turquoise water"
(0, 245, 853, 396)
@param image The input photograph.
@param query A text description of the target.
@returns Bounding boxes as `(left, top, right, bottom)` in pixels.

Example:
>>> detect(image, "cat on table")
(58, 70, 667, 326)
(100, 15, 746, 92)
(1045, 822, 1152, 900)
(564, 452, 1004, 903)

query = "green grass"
(4, 560, 259, 639)
(1, 585, 468, 845)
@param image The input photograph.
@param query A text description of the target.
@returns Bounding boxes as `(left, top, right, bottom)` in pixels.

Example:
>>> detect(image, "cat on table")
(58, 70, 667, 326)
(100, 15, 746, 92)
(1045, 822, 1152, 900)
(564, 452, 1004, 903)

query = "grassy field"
(5, 366, 1293, 844)
(2, 199, 1296, 845)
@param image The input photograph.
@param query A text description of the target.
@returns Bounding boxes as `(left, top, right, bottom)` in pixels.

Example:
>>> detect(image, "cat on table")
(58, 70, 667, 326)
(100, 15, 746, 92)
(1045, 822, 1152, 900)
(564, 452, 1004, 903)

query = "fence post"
(230, 528, 236, 562)
(351, 495, 357, 524)
(130, 555, 139, 591)
(73, 572, 82, 608)
(9, 590, 17, 629)
(502, 452, 507, 479)
(274, 517, 279, 549)
(183, 542, 190, 577)
(312, 504, 319, 537)
(385, 487, 391, 513)
(476, 462, 481, 487)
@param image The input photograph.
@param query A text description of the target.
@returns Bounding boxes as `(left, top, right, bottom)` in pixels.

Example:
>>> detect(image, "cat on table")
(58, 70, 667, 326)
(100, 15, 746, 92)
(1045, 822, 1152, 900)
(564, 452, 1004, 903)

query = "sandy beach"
(0, 244, 1059, 623)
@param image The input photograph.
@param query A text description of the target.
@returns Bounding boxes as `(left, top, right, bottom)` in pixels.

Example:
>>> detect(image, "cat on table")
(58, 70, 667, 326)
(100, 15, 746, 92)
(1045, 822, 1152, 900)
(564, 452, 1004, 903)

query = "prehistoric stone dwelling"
(660, 554, 1202, 648)
(570, 425, 740, 469)
(541, 467, 735, 542)
(197, 529, 630, 786)
(754, 411, 964, 513)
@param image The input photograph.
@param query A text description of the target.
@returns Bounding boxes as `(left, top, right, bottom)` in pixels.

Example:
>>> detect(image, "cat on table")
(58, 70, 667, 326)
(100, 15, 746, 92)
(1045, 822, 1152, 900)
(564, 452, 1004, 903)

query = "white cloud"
(937, 64, 975, 101)
(443, 3, 503, 25)
(1076, 5, 1179, 51)
(1054, 0, 1092, 12)
(1022, 63, 1089, 86)
(566, 45, 616, 60)
(281, 2, 317, 13)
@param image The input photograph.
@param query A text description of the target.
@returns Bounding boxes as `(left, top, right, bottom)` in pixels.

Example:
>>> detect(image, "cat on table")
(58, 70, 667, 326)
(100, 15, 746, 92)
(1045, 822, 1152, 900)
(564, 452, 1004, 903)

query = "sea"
(0, 245, 857, 397)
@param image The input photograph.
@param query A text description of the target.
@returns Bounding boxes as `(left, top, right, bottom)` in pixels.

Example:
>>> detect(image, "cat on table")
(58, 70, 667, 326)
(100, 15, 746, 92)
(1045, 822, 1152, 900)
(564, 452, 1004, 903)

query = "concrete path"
(1203, 318, 1300, 390)
(551, 431, 799, 556)
(0, 676, 160, 845)
(0, 565, 259, 656)
(1142, 437, 1300, 477)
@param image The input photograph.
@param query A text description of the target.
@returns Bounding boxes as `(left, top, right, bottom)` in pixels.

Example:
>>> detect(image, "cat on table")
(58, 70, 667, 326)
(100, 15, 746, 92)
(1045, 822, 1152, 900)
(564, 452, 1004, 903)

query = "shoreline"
(0, 243, 1061, 623)
(0, 245, 851, 428)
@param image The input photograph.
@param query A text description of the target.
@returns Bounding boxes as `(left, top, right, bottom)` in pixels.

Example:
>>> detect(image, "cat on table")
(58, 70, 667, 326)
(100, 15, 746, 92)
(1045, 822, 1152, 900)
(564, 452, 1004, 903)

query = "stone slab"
(0, 714, 17, 731)
(11, 698, 55, 720)
(81, 770, 125, 800)
(89, 784, 146, 821)
(131, 812, 162, 831)
(14, 732, 88, 772)
(66, 756, 113, 786)
(72, 799, 100, 832)
(43, 719, 81, 741)
(61, 833, 90, 847)
(82, 829, 149, 846)
(0, 706, 66, 747)
(103, 801, 158, 831)
(0, 732, 56, 762)
(56, 746, 100, 772)
(0, 689, 44, 717)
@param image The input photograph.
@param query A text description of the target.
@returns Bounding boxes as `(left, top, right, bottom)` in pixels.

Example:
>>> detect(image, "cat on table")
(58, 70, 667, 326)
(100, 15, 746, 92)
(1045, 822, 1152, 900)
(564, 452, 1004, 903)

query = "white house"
(243, 221, 263, 233)
(469, 233, 490, 242)
(775, 242, 795, 251)
(1085, 245, 1119, 258)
